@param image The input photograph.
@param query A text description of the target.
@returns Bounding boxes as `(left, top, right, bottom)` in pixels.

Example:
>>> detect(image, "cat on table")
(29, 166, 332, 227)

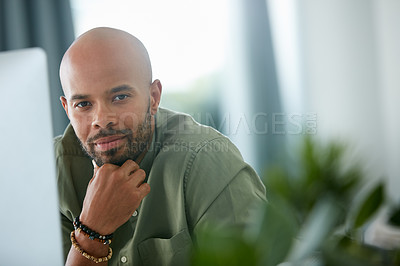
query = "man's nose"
(91, 104, 117, 129)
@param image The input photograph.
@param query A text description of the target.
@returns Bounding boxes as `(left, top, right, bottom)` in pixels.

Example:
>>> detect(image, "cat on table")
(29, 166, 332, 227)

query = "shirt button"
(121, 256, 127, 263)
(132, 210, 138, 217)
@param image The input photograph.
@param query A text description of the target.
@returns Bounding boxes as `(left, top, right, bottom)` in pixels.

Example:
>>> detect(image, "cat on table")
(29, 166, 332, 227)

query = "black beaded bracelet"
(73, 216, 114, 244)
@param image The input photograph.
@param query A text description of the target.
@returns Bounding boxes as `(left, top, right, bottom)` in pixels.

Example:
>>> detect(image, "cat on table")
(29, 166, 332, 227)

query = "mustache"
(87, 128, 133, 144)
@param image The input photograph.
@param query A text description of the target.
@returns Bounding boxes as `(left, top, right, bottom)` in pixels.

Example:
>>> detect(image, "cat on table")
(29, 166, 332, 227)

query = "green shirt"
(54, 107, 266, 266)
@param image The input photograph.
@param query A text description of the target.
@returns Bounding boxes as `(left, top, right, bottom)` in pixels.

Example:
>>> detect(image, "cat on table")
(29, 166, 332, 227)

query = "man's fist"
(79, 160, 151, 234)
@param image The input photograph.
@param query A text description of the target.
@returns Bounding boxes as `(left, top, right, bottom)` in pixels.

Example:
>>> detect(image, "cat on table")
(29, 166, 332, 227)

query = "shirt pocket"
(138, 230, 192, 266)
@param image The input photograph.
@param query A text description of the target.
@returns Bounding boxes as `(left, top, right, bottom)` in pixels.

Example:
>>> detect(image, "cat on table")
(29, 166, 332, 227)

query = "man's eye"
(76, 101, 91, 108)
(113, 95, 129, 101)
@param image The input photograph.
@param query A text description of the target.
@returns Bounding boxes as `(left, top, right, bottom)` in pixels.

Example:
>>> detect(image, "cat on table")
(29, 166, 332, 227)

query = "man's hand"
(79, 159, 150, 235)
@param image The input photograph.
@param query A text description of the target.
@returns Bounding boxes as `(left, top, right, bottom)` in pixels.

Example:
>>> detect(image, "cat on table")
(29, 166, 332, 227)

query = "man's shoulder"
(54, 124, 87, 158)
(156, 107, 226, 150)
(152, 108, 245, 175)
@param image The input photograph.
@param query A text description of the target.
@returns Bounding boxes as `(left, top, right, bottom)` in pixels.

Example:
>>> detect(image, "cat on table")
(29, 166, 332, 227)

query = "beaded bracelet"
(73, 216, 113, 244)
(70, 231, 112, 264)
(75, 227, 112, 245)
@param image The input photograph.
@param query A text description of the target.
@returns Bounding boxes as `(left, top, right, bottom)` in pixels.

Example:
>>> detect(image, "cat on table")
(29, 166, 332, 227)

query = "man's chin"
(87, 144, 145, 167)
(93, 156, 125, 167)
(82, 142, 135, 167)
(93, 151, 142, 167)
(90, 149, 123, 167)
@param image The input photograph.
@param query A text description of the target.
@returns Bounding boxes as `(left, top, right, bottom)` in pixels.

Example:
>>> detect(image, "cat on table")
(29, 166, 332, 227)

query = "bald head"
(60, 27, 152, 98)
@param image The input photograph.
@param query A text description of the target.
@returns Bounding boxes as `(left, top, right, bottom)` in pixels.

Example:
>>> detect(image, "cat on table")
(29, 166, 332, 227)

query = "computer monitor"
(0, 48, 63, 265)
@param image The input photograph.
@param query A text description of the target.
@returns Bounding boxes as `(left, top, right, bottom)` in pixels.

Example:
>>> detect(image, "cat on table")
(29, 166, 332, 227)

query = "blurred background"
(1, 0, 399, 201)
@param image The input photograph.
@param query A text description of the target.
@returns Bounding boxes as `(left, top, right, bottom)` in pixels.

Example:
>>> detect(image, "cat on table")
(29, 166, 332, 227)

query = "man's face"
(61, 53, 154, 167)
(79, 97, 153, 167)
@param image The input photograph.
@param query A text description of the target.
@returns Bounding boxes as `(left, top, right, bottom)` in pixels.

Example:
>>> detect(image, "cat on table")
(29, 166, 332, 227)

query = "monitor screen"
(0, 48, 63, 266)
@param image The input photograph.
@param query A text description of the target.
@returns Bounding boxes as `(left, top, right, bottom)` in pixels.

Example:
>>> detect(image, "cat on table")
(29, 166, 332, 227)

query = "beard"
(79, 105, 152, 167)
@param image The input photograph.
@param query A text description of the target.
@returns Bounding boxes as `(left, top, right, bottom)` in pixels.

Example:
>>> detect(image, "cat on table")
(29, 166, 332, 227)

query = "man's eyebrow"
(70, 94, 89, 101)
(110, 85, 135, 94)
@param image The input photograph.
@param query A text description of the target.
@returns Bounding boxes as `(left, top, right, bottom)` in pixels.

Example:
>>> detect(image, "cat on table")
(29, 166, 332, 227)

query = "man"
(55, 27, 266, 266)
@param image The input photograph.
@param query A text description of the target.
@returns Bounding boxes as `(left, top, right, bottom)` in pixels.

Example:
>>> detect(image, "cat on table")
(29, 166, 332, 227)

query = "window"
(70, 0, 230, 121)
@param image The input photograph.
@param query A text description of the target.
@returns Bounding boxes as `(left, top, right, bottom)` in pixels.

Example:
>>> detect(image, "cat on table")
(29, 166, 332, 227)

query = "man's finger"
(120, 160, 140, 176)
(132, 169, 147, 187)
(138, 182, 151, 197)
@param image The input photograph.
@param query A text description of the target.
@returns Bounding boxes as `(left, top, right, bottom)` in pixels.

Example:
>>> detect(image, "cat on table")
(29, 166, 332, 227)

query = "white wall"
(295, 0, 400, 200)
(373, 0, 400, 201)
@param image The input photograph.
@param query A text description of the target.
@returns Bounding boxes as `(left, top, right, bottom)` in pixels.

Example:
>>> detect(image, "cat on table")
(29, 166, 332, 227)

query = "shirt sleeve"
(184, 137, 267, 235)
(60, 213, 73, 262)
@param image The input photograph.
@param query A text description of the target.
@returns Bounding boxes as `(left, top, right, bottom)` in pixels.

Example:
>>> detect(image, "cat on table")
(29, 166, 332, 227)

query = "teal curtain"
(0, 0, 75, 136)
(221, 0, 283, 174)
(241, 0, 284, 172)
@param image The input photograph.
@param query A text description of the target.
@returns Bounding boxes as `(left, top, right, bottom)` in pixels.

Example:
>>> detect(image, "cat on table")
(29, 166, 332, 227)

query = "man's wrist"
(74, 229, 110, 258)
(79, 211, 115, 235)
(74, 215, 114, 244)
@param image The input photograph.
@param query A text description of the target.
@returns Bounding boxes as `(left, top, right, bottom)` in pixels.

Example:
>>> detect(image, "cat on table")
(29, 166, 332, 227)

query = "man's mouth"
(93, 135, 127, 152)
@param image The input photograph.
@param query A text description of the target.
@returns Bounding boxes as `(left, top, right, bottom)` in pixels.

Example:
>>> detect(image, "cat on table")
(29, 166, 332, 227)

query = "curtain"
(222, 0, 283, 174)
(241, 0, 284, 172)
(0, 0, 75, 136)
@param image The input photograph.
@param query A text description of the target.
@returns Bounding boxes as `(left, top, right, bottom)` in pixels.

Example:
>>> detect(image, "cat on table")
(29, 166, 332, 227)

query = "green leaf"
(192, 226, 259, 266)
(388, 204, 400, 226)
(353, 183, 384, 229)
(287, 196, 341, 262)
(255, 200, 298, 266)
(263, 167, 291, 200)
(323, 236, 387, 266)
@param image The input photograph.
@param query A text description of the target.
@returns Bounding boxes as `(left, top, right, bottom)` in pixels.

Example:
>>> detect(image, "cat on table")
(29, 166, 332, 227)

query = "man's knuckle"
(143, 184, 151, 194)
(126, 159, 138, 168)
(137, 169, 146, 177)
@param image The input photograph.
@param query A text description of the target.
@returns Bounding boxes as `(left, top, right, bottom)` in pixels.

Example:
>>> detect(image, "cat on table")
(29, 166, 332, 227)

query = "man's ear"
(60, 96, 70, 119)
(149, 79, 162, 115)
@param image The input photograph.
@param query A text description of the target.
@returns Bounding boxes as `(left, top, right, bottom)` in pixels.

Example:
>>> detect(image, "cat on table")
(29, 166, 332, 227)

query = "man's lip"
(94, 135, 126, 145)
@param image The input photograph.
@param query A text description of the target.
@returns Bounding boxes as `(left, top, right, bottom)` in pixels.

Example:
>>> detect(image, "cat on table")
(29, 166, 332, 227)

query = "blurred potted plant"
(192, 137, 400, 265)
